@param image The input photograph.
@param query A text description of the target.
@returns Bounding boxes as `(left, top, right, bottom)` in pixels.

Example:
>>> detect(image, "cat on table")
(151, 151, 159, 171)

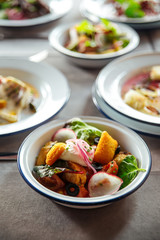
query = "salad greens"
(118, 155, 146, 189)
(76, 20, 95, 36)
(33, 165, 82, 178)
(114, 0, 155, 18)
(65, 19, 130, 54)
(64, 118, 102, 145)
(0, 0, 50, 20)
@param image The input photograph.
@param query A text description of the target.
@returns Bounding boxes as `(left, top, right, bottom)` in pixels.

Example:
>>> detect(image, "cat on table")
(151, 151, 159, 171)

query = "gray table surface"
(0, 1, 160, 240)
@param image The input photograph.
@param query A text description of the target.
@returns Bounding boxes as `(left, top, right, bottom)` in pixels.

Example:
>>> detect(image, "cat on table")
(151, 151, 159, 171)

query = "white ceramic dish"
(80, 2, 160, 30)
(96, 52, 160, 125)
(92, 85, 160, 136)
(48, 20, 139, 68)
(17, 116, 151, 209)
(0, 0, 73, 27)
(81, 0, 160, 24)
(0, 58, 70, 136)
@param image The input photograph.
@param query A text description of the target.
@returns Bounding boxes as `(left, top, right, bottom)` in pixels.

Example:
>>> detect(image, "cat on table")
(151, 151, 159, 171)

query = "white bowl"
(17, 116, 151, 209)
(48, 21, 140, 68)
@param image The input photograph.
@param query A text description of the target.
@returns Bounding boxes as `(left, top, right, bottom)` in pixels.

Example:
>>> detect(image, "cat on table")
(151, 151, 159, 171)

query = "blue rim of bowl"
(17, 117, 152, 207)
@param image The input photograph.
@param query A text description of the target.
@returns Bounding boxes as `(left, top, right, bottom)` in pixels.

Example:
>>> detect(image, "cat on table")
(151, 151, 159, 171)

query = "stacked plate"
(92, 52, 160, 136)
(80, 0, 160, 29)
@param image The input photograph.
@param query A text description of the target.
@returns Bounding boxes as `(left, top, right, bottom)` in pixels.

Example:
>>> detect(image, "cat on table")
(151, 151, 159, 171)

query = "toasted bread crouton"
(36, 141, 55, 166)
(77, 186, 89, 197)
(38, 175, 65, 191)
(46, 142, 66, 166)
(93, 131, 118, 165)
(62, 161, 87, 186)
(113, 151, 131, 165)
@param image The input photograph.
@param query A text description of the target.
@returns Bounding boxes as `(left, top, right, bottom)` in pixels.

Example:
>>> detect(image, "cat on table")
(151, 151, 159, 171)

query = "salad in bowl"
(18, 117, 151, 208)
(49, 19, 139, 68)
(65, 19, 130, 55)
(33, 118, 146, 198)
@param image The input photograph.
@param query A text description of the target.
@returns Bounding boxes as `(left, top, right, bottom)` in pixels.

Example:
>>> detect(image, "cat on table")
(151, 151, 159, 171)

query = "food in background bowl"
(0, 0, 50, 20)
(0, 75, 38, 124)
(122, 65, 160, 116)
(33, 118, 145, 198)
(65, 19, 130, 54)
(110, 0, 159, 18)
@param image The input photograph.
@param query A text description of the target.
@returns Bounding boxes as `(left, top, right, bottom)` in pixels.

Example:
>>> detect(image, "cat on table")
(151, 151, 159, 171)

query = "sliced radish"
(60, 139, 95, 169)
(88, 172, 123, 197)
(51, 128, 76, 142)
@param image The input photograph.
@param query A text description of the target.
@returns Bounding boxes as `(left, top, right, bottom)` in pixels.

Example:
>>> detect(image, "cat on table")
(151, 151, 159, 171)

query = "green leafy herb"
(125, 5, 145, 18)
(117, 155, 146, 189)
(101, 18, 117, 34)
(64, 118, 102, 145)
(33, 164, 83, 178)
(33, 165, 66, 178)
(76, 20, 95, 36)
(115, 0, 145, 18)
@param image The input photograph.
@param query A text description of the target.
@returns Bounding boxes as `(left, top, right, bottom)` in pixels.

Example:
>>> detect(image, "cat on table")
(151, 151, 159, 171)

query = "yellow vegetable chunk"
(0, 99, 7, 109)
(36, 141, 55, 166)
(94, 131, 118, 165)
(46, 142, 66, 166)
(62, 161, 87, 186)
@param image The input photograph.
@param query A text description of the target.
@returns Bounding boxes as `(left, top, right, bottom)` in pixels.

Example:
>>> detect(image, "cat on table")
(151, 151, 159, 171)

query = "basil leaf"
(118, 155, 146, 189)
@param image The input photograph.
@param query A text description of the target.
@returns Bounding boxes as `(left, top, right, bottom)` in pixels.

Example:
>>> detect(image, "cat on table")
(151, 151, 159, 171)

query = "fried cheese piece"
(94, 131, 118, 165)
(46, 142, 66, 166)
(36, 141, 55, 166)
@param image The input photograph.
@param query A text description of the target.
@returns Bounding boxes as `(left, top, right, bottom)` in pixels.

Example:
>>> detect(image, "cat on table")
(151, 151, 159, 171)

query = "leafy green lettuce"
(118, 155, 146, 189)
(115, 0, 145, 18)
(64, 118, 102, 145)
(76, 20, 95, 36)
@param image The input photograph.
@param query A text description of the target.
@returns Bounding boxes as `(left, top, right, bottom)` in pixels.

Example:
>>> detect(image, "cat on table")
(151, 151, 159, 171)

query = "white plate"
(96, 52, 160, 126)
(92, 85, 160, 136)
(0, 0, 73, 27)
(0, 58, 70, 136)
(49, 20, 139, 68)
(82, 0, 160, 24)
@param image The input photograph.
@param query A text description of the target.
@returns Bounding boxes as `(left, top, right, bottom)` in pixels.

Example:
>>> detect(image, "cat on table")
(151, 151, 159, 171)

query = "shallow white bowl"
(17, 116, 151, 209)
(96, 52, 160, 125)
(48, 21, 139, 68)
(81, 0, 160, 24)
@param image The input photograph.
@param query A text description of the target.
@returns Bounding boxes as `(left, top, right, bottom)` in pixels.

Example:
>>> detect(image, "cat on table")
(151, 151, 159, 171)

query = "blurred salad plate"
(0, 58, 70, 136)
(49, 19, 139, 68)
(0, 0, 73, 27)
(80, 0, 160, 29)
